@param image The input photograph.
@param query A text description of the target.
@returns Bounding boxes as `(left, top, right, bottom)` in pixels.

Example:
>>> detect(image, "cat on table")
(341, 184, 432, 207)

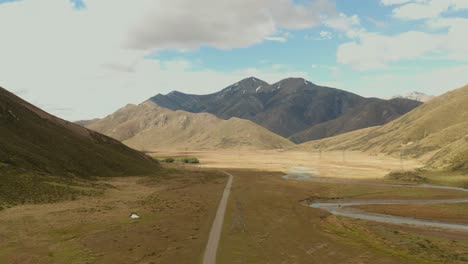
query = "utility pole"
(400, 151, 404, 170)
(400, 142, 405, 170)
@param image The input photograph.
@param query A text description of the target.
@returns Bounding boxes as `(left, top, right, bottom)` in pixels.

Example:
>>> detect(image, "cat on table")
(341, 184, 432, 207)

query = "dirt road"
(203, 171, 233, 264)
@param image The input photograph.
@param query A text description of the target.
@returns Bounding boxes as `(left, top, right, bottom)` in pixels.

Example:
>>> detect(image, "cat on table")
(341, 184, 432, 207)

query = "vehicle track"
(202, 171, 233, 264)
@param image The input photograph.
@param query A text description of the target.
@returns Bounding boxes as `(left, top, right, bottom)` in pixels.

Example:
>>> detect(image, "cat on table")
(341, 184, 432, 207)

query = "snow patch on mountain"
(393, 91, 435, 103)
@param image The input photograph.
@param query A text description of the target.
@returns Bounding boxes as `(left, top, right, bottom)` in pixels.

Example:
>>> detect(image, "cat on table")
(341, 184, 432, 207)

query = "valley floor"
(150, 150, 423, 179)
(1, 151, 468, 264)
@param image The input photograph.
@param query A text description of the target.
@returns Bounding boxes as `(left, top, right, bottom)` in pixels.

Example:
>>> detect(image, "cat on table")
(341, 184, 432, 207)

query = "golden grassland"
(150, 149, 423, 179)
(0, 167, 227, 264)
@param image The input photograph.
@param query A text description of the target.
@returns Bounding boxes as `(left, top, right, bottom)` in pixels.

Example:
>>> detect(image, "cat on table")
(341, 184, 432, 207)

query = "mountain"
(75, 118, 100, 126)
(149, 77, 421, 143)
(392, 91, 435, 103)
(85, 101, 294, 151)
(289, 98, 420, 143)
(0, 87, 160, 177)
(295, 84, 468, 171)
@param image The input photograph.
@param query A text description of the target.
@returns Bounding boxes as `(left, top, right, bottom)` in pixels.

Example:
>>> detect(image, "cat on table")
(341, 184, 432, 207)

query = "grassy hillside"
(295, 85, 468, 171)
(86, 101, 294, 151)
(0, 87, 160, 177)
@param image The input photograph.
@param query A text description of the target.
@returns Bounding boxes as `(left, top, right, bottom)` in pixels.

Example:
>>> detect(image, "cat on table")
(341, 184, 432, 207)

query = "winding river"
(284, 170, 468, 232)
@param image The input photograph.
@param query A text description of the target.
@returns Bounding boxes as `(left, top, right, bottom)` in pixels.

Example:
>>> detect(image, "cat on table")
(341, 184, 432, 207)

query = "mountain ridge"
(149, 77, 422, 143)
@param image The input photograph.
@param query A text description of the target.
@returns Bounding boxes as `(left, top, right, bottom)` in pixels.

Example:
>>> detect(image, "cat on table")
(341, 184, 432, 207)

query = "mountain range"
(0, 87, 159, 177)
(85, 101, 294, 151)
(296, 84, 468, 171)
(150, 77, 421, 143)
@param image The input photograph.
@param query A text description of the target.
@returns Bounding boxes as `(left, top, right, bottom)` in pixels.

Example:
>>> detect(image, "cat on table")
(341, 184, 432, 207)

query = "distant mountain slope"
(392, 91, 435, 102)
(290, 98, 421, 143)
(75, 118, 100, 126)
(149, 77, 421, 142)
(295, 85, 468, 171)
(85, 101, 294, 151)
(0, 87, 159, 177)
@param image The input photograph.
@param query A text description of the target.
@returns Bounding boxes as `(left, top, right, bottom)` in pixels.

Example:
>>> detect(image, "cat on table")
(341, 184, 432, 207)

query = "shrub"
(181, 157, 200, 164)
(154, 156, 199, 164)
(164, 157, 175, 163)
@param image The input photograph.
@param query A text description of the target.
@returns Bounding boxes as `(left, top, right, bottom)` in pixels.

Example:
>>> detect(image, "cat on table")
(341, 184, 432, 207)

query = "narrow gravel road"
(202, 171, 233, 264)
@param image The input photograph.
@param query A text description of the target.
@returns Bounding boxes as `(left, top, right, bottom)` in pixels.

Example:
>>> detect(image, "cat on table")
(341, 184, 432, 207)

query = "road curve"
(203, 171, 233, 264)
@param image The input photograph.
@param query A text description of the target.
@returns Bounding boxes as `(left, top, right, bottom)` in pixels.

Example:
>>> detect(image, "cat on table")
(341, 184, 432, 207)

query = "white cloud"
(337, 15, 468, 70)
(337, 31, 445, 70)
(324, 12, 361, 35)
(319, 31, 333, 39)
(381, 0, 413, 5)
(265, 31, 292, 42)
(428, 18, 468, 60)
(390, 0, 468, 20)
(305, 30, 332, 40)
(123, 0, 336, 50)
(0, 0, 334, 120)
(265, 36, 288, 42)
(356, 65, 468, 98)
(365, 17, 387, 28)
(392, 1, 451, 20)
(336, 0, 468, 70)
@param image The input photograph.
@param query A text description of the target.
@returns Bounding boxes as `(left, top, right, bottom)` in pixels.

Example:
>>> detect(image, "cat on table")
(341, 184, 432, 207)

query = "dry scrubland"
(0, 168, 227, 264)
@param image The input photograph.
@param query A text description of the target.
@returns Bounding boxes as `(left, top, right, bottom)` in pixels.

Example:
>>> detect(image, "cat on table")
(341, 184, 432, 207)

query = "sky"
(0, 0, 467, 121)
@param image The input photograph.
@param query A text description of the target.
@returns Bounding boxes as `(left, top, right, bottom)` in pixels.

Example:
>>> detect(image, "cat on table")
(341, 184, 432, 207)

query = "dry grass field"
(150, 150, 423, 179)
(0, 168, 227, 264)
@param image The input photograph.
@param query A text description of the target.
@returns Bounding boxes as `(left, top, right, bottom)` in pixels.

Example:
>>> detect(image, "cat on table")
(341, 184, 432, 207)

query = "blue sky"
(0, 0, 467, 120)
(148, 0, 468, 96)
